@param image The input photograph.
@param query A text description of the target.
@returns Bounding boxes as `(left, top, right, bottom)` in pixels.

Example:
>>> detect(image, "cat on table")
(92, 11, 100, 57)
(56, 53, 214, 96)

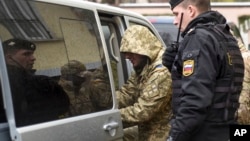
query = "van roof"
(34, 0, 145, 19)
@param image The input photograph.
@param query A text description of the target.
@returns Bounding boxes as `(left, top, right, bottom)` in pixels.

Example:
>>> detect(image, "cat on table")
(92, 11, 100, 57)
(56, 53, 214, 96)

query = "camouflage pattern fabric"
(59, 60, 112, 116)
(59, 60, 95, 116)
(60, 60, 86, 78)
(58, 78, 95, 116)
(123, 126, 139, 141)
(237, 40, 250, 124)
(82, 68, 113, 111)
(117, 25, 172, 141)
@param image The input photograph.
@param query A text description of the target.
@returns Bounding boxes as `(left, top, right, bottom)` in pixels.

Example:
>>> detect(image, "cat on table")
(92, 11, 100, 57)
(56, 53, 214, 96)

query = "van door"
(0, 0, 123, 141)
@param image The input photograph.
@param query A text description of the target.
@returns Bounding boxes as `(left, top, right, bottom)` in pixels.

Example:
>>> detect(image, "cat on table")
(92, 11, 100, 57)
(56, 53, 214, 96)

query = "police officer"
(117, 25, 172, 141)
(162, 0, 244, 141)
(2, 38, 70, 127)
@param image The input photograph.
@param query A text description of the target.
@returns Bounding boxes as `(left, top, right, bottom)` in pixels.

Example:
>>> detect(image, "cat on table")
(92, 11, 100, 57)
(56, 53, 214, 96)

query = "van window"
(146, 16, 183, 46)
(0, 1, 113, 127)
(101, 21, 126, 90)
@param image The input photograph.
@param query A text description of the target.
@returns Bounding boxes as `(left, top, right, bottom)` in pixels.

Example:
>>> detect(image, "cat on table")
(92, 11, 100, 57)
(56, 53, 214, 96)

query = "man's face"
(123, 52, 145, 68)
(172, 4, 193, 32)
(7, 49, 36, 70)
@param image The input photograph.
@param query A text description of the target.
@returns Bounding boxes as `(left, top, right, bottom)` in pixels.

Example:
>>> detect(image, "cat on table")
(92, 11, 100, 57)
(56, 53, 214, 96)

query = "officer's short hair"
(2, 38, 36, 53)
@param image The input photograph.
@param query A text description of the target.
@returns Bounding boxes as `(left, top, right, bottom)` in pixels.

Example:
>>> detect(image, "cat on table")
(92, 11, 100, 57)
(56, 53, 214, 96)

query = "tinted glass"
(152, 23, 178, 45)
(0, 1, 113, 127)
(147, 16, 182, 46)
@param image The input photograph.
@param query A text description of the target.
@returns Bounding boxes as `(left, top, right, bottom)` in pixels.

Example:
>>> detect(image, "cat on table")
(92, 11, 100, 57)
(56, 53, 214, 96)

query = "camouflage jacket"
(58, 79, 95, 116)
(117, 25, 172, 141)
(59, 68, 113, 116)
(237, 41, 250, 124)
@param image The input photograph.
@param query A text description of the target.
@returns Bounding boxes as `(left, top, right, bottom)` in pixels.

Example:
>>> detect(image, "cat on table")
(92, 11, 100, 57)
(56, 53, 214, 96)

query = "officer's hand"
(162, 46, 177, 71)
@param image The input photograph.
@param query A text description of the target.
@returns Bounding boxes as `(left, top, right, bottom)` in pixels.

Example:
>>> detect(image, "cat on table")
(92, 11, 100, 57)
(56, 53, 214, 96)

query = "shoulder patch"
(183, 60, 194, 76)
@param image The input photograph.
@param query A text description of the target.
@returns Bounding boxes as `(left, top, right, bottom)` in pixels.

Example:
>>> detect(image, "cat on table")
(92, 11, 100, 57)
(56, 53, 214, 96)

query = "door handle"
(103, 121, 119, 131)
(109, 33, 119, 62)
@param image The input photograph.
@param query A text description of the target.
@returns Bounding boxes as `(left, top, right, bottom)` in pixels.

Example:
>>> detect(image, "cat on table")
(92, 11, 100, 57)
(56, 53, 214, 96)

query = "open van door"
(0, 0, 123, 140)
(0, 0, 165, 141)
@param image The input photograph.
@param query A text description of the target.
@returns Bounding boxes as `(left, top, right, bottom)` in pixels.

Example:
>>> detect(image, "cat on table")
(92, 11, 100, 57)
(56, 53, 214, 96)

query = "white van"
(0, 0, 165, 141)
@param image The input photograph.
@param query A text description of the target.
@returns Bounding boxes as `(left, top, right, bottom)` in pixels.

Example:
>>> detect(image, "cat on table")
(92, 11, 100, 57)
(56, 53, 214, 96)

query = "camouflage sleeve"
(238, 52, 250, 124)
(120, 68, 172, 123)
(89, 78, 113, 110)
(116, 72, 138, 108)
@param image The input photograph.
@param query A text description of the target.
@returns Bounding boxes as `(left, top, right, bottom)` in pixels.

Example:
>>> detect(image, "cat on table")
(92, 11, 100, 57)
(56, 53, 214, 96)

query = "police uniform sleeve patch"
(183, 60, 194, 76)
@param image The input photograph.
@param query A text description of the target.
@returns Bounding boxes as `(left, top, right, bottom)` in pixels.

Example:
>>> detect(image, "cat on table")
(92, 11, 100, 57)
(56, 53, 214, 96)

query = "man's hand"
(162, 45, 177, 71)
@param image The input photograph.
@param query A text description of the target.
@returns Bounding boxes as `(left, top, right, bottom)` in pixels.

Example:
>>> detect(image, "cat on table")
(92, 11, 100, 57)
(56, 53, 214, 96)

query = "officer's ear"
(5, 54, 13, 63)
(187, 4, 198, 18)
(5, 52, 19, 65)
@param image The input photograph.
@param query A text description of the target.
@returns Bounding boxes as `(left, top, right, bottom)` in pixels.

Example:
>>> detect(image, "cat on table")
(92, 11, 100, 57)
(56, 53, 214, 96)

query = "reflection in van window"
(0, 1, 52, 40)
(2, 38, 70, 127)
(0, 1, 113, 127)
(58, 60, 112, 116)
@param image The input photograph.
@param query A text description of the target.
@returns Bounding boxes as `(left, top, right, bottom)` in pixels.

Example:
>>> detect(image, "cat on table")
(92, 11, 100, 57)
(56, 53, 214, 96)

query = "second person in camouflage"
(59, 60, 95, 116)
(59, 60, 113, 116)
(236, 38, 250, 124)
(116, 25, 172, 141)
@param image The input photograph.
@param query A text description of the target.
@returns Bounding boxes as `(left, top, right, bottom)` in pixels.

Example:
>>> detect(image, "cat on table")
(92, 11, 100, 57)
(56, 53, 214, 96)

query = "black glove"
(162, 44, 178, 71)
(166, 136, 173, 141)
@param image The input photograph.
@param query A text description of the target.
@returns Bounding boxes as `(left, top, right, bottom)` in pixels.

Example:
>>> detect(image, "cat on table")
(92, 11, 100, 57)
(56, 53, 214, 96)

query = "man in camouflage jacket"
(116, 25, 172, 141)
(236, 39, 250, 124)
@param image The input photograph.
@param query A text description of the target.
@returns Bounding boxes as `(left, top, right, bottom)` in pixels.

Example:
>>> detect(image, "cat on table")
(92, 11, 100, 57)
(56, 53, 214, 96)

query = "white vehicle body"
(0, 0, 164, 141)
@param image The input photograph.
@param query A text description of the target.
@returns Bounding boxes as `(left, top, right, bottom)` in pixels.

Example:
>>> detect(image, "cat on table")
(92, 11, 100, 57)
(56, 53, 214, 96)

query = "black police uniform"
(7, 66, 70, 127)
(168, 11, 244, 141)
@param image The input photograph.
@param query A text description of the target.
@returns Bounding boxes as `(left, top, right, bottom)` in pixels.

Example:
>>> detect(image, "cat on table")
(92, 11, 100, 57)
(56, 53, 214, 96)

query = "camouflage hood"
(120, 25, 163, 62)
